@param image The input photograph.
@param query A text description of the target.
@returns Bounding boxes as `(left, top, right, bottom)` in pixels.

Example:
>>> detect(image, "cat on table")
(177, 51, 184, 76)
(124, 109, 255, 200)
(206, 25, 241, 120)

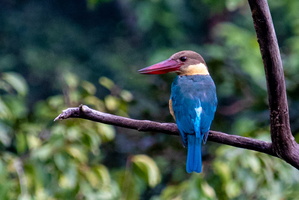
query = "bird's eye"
(179, 56, 187, 62)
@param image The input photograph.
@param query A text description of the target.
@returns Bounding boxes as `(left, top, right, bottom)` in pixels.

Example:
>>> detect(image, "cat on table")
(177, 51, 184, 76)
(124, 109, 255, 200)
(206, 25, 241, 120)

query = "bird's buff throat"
(178, 63, 209, 76)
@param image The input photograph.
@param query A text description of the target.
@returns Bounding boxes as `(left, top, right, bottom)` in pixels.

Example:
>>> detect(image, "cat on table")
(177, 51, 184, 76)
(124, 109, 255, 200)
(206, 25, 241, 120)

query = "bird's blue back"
(170, 75, 217, 172)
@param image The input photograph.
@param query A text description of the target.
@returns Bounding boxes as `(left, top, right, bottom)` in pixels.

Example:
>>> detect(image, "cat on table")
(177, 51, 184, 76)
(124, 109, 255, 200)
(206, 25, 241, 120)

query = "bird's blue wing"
(201, 100, 217, 143)
(170, 92, 203, 146)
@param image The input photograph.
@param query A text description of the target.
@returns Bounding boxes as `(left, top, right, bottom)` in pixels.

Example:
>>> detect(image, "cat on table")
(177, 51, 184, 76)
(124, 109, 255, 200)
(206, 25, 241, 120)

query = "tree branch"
(248, 0, 299, 167)
(55, 105, 275, 157)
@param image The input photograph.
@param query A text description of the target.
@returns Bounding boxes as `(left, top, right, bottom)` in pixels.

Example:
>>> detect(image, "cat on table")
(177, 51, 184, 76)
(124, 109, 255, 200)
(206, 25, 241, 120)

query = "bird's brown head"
(138, 50, 209, 76)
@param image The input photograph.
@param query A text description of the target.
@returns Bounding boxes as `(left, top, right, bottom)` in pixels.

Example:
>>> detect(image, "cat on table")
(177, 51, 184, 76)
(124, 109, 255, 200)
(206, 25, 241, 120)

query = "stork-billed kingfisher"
(139, 50, 217, 173)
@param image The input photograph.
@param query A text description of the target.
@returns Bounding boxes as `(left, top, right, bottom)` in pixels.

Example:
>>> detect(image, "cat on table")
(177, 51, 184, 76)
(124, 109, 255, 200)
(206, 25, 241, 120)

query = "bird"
(138, 50, 217, 173)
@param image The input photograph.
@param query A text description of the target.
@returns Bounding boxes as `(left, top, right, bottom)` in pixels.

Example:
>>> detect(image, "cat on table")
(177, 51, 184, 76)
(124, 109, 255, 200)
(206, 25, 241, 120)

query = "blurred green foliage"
(0, 72, 161, 199)
(1, 0, 299, 199)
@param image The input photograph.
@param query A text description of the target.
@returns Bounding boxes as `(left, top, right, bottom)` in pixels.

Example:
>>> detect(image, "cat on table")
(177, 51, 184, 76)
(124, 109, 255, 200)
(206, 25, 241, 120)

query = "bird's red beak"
(138, 59, 182, 74)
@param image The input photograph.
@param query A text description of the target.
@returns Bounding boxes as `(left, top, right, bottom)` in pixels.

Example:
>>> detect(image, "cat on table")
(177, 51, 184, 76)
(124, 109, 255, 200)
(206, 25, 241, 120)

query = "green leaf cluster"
(0, 73, 161, 199)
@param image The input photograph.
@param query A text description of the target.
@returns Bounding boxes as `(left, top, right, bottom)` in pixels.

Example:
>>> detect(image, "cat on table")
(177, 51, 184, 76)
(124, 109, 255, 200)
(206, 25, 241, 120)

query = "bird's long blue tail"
(186, 135, 202, 173)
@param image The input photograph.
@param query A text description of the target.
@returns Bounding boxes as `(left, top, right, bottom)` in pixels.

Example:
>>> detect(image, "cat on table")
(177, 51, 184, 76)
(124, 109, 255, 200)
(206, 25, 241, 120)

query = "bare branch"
(55, 105, 275, 156)
(248, 0, 299, 167)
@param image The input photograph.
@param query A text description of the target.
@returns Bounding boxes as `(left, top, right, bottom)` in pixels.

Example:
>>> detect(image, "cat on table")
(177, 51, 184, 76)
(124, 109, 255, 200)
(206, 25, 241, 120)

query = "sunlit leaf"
(225, 181, 241, 198)
(16, 133, 27, 154)
(48, 95, 65, 109)
(117, 170, 139, 200)
(66, 126, 81, 142)
(131, 154, 161, 188)
(0, 123, 12, 146)
(32, 145, 53, 161)
(243, 175, 257, 194)
(18, 194, 31, 200)
(201, 182, 216, 198)
(54, 154, 68, 171)
(26, 134, 41, 150)
(64, 72, 79, 89)
(213, 160, 231, 183)
(225, 0, 246, 11)
(246, 154, 261, 173)
(94, 165, 111, 186)
(84, 167, 100, 188)
(120, 90, 133, 102)
(99, 77, 115, 90)
(66, 145, 87, 163)
(83, 129, 102, 154)
(2, 72, 28, 96)
(59, 163, 78, 189)
(81, 80, 96, 95)
(84, 96, 105, 111)
(158, 181, 188, 200)
(84, 165, 111, 189)
(97, 123, 115, 142)
(0, 98, 11, 119)
(2, 96, 27, 119)
(104, 95, 119, 111)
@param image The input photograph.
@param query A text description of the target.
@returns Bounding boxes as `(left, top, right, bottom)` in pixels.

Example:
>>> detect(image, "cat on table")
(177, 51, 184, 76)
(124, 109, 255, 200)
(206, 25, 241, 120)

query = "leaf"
(18, 194, 31, 200)
(59, 162, 78, 189)
(2, 96, 27, 119)
(94, 165, 111, 186)
(54, 154, 68, 171)
(246, 154, 261, 173)
(104, 95, 119, 111)
(201, 182, 216, 198)
(2, 72, 28, 96)
(66, 145, 87, 163)
(81, 81, 96, 95)
(84, 165, 111, 189)
(117, 170, 139, 200)
(63, 72, 79, 89)
(48, 95, 65, 109)
(131, 154, 161, 188)
(120, 90, 133, 102)
(225, 0, 245, 11)
(0, 98, 11, 119)
(97, 123, 115, 142)
(0, 123, 12, 146)
(225, 181, 241, 198)
(213, 160, 231, 183)
(159, 181, 187, 200)
(32, 144, 53, 161)
(83, 96, 105, 110)
(99, 77, 115, 90)
(16, 133, 27, 154)
(65, 126, 81, 142)
(26, 134, 41, 150)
